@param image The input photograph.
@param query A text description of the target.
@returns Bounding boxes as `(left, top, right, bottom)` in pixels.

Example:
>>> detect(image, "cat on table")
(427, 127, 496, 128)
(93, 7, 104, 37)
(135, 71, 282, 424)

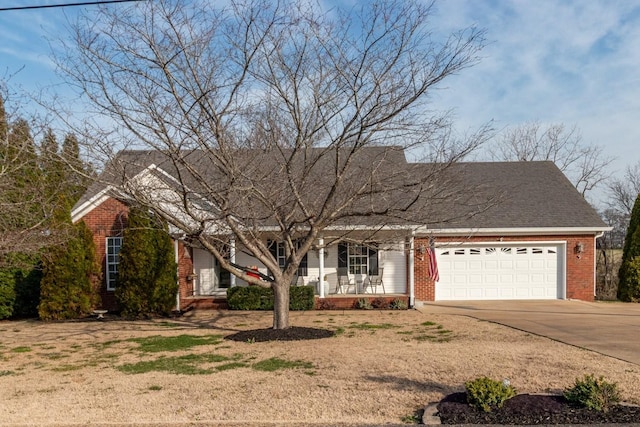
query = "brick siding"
(79, 197, 597, 311)
(413, 235, 596, 302)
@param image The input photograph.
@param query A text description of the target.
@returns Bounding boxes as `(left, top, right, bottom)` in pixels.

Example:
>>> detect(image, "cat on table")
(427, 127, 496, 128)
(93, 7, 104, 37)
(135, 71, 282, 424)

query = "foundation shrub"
(227, 285, 314, 311)
(316, 299, 336, 310)
(355, 298, 373, 309)
(465, 376, 517, 412)
(564, 374, 621, 413)
(370, 297, 389, 309)
(389, 298, 408, 310)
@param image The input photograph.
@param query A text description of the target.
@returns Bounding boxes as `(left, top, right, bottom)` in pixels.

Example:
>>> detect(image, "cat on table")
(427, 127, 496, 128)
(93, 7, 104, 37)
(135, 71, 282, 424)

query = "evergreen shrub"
(115, 207, 178, 318)
(0, 254, 42, 319)
(564, 374, 621, 413)
(465, 376, 517, 412)
(38, 222, 100, 320)
(618, 194, 640, 301)
(227, 285, 314, 311)
(0, 270, 16, 319)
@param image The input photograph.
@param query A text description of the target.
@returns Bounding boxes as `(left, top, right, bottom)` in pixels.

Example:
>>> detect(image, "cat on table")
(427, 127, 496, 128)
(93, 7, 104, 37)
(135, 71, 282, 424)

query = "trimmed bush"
(465, 376, 517, 412)
(290, 285, 314, 310)
(38, 222, 100, 320)
(227, 285, 314, 311)
(564, 374, 621, 413)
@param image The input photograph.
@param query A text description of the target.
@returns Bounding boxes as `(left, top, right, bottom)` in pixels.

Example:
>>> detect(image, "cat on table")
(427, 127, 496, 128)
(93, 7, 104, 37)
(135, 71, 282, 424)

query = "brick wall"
(78, 197, 196, 312)
(413, 235, 596, 302)
(79, 197, 129, 311)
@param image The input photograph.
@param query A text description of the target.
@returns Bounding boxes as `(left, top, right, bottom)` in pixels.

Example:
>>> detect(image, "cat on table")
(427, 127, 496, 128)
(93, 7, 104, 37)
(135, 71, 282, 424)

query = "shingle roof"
(423, 161, 607, 229)
(73, 149, 607, 231)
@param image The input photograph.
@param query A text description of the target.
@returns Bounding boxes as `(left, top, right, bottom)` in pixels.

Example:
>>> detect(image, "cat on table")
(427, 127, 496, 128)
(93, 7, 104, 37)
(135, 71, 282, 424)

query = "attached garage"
(435, 243, 565, 301)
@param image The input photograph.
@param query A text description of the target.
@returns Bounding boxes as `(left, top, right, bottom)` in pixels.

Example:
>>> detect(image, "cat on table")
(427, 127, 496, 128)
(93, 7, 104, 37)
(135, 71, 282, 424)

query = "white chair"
(336, 267, 356, 294)
(365, 268, 385, 294)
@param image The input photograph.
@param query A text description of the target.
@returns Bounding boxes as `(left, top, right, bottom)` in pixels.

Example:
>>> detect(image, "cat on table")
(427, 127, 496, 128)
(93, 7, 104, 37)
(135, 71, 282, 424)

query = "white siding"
(380, 243, 407, 294)
(231, 241, 407, 295)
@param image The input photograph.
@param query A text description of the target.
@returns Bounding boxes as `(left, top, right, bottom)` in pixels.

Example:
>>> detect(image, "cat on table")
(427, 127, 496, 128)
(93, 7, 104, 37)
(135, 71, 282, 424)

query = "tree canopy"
(57, 0, 492, 328)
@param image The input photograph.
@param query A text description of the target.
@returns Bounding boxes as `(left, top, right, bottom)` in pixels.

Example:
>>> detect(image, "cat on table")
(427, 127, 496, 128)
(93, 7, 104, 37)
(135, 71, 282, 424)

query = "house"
(71, 147, 609, 311)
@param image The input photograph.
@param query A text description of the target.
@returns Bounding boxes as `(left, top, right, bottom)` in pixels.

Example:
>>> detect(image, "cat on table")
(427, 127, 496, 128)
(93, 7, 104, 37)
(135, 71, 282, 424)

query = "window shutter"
(368, 246, 379, 275)
(267, 240, 278, 277)
(297, 253, 308, 276)
(338, 243, 347, 268)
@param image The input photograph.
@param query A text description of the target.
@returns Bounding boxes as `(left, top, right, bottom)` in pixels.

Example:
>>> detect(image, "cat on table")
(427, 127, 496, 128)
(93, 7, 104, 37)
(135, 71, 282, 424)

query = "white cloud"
(428, 0, 640, 180)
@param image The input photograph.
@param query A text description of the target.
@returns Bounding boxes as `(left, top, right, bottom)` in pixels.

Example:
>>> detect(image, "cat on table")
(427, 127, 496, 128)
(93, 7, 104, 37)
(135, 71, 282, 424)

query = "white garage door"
(435, 244, 563, 301)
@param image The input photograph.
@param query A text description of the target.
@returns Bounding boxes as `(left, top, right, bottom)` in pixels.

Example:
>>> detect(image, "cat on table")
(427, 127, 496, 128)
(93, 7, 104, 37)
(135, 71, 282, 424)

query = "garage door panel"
(435, 244, 561, 301)
(485, 260, 499, 269)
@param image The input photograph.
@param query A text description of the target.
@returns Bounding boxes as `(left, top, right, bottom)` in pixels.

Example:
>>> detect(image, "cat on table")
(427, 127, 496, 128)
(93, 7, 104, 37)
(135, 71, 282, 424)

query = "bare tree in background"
(55, 0, 493, 329)
(488, 122, 613, 198)
(608, 161, 640, 217)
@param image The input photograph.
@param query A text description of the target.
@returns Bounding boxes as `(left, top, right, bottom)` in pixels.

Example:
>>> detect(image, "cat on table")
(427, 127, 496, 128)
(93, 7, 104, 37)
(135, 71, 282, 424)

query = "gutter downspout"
(174, 239, 180, 312)
(408, 232, 415, 308)
(594, 231, 605, 298)
(230, 238, 236, 287)
(318, 237, 325, 298)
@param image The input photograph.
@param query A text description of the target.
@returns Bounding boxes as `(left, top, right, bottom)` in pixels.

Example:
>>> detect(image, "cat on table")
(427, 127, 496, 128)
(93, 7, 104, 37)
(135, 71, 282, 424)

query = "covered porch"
(179, 231, 416, 305)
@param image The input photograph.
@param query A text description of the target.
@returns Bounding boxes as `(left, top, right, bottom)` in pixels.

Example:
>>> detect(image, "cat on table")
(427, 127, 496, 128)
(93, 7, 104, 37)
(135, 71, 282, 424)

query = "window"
(106, 237, 123, 291)
(338, 243, 378, 275)
(267, 240, 308, 276)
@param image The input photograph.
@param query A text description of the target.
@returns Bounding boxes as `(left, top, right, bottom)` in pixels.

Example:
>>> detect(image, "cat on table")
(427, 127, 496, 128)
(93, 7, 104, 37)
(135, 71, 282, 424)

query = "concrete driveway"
(419, 300, 640, 365)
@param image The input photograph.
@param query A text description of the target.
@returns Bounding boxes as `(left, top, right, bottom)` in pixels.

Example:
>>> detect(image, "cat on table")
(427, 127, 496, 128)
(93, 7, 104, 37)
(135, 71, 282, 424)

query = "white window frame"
(106, 237, 123, 291)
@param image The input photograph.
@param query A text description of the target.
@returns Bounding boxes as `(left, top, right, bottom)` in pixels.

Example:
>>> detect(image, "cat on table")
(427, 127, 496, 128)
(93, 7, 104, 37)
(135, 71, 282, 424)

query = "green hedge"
(227, 285, 315, 311)
(0, 253, 42, 319)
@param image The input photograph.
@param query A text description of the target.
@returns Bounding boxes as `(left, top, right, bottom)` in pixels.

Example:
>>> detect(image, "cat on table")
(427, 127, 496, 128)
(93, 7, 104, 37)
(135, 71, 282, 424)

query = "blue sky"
(1, 0, 639, 206)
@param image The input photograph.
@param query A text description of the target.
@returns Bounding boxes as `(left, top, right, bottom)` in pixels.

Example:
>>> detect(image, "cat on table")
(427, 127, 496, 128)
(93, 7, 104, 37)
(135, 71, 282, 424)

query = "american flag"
(426, 247, 439, 282)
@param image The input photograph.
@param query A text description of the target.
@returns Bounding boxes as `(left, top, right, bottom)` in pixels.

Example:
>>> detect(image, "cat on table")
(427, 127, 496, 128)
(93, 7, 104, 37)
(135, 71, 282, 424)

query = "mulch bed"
(225, 326, 335, 342)
(437, 392, 640, 424)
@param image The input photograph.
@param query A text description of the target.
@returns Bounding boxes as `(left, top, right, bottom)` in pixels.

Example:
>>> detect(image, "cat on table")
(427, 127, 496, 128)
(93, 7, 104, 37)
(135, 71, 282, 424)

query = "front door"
(193, 248, 219, 295)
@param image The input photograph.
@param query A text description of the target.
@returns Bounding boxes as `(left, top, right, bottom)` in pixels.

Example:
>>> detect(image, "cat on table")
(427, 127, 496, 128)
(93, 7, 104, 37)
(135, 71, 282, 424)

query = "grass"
(118, 353, 238, 375)
(216, 362, 249, 371)
(0, 370, 15, 376)
(118, 352, 313, 375)
(347, 322, 398, 330)
(252, 357, 314, 372)
(399, 320, 454, 343)
(155, 321, 184, 328)
(11, 346, 31, 353)
(128, 334, 223, 352)
(51, 364, 84, 372)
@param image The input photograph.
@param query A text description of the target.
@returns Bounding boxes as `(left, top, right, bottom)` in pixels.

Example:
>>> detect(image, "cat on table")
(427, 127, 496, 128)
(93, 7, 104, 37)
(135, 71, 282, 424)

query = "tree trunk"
(272, 281, 290, 330)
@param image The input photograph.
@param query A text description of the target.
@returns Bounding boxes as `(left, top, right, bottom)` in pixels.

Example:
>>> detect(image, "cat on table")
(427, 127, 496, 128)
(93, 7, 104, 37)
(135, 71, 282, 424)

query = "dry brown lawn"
(1, 308, 639, 426)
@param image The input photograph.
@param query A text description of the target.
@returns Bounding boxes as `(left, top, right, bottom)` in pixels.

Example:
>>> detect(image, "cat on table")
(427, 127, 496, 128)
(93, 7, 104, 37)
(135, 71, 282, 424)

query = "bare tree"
(488, 122, 613, 197)
(56, 0, 492, 329)
(608, 161, 640, 217)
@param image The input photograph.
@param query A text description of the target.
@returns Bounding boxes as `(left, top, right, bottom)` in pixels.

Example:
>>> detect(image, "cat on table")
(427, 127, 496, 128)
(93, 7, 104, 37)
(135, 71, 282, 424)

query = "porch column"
(230, 238, 236, 287)
(318, 237, 325, 298)
(408, 232, 415, 308)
